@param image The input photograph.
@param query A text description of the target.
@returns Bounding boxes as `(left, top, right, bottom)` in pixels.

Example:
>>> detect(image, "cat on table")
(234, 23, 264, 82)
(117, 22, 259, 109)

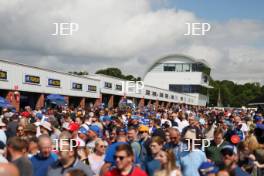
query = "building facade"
(0, 58, 199, 111)
(143, 54, 212, 106)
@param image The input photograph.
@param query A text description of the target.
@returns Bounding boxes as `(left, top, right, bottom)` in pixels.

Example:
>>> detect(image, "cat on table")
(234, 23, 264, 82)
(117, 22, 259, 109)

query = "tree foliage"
(96, 67, 141, 81)
(209, 79, 264, 107)
(68, 71, 89, 76)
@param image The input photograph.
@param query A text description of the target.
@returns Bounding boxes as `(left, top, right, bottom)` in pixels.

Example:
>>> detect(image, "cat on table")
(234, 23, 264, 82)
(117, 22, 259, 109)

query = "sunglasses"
(221, 150, 234, 156)
(99, 145, 107, 148)
(114, 155, 126, 161)
(139, 131, 148, 134)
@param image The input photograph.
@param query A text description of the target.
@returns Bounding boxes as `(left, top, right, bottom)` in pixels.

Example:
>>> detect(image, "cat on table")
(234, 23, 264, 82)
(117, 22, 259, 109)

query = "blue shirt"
(145, 159, 161, 176)
(30, 153, 57, 176)
(179, 149, 207, 176)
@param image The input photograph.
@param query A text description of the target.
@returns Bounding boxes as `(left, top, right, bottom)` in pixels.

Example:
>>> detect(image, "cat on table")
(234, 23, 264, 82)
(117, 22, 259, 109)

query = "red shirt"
(104, 167, 147, 176)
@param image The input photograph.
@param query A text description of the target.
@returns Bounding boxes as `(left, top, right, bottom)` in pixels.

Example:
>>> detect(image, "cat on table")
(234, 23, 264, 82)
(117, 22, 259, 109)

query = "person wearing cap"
(138, 125, 152, 163)
(198, 162, 219, 176)
(220, 145, 250, 176)
(77, 124, 90, 147)
(86, 125, 102, 153)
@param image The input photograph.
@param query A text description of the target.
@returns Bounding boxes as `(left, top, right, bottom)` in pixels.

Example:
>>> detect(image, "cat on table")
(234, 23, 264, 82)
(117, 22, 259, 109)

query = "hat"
(78, 124, 89, 135)
(78, 127, 88, 135)
(138, 125, 149, 132)
(116, 128, 126, 135)
(198, 162, 219, 176)
(36, 113, 43, 120)
(221, 145, 237, 155)
(68, 122, 80, 132)
(89, 125, 101, 137)
(39, 121, 52, 131)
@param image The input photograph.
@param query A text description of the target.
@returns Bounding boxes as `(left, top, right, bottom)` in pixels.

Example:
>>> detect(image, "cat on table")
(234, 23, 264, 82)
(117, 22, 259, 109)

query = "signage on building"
(0, 70, 7, 80)
(88, 85, 97, 92)
(48, 78, 61, 87)
(25, 74, 40, 84)
(72, 82, 82, 90)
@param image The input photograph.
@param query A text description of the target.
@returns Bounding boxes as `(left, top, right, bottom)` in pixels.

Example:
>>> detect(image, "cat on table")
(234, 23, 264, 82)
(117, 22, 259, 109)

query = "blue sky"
(156, 0, 264, 21)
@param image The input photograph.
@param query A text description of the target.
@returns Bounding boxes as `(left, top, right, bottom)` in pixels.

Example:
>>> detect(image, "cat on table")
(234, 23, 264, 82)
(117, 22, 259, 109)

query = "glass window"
(163, 64, 175, 71)
(115, 84, 122, 91)
(152, 92, 157, 96)
(175, 64, 183, 72)
(159, 93, 163, 97)
(146, 90, 150, 95)
(183, 64, 190, 72)
(104, 82, 112, 89)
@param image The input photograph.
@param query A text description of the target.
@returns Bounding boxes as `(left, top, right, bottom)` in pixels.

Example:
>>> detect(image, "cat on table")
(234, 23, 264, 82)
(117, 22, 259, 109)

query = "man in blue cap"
(86, 125, 102, 153)
(220, 145, 250, 176)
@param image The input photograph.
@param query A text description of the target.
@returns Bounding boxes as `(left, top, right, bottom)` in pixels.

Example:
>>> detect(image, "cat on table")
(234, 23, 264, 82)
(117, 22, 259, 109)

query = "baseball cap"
(89, 125, 102, 137)
(78, 124, 89, 135)
(68, 122, 80, 132)
(138, 125, 149, 132)
(198, 162, 219, 176)
(221, 145, 237, 156)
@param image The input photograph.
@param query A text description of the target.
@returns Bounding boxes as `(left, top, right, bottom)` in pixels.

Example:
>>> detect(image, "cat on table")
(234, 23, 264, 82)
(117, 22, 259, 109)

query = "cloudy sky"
(0, 0, 263, 84)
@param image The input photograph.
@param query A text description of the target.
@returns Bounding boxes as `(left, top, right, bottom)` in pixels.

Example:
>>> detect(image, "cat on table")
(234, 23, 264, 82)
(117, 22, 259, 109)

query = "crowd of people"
(0, 102, 264, 176)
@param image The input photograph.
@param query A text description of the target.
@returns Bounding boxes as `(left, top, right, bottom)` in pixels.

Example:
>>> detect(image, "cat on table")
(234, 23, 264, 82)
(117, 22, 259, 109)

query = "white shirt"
(175, 118, 189, 132)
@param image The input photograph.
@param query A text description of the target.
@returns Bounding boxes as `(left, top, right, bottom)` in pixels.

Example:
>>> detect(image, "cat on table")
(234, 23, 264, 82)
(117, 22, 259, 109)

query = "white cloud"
(0, 0, 263, 84)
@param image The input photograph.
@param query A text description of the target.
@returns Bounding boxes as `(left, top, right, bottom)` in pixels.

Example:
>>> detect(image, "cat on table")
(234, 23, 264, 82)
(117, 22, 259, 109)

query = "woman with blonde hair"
(88, 138, 107, 176)
(154, 149, 182, 176)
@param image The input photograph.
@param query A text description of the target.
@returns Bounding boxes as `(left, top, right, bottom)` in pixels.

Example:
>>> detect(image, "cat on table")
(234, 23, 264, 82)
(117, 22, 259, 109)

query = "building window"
(152, 92, 157, 96)
(183, 64, 191, 72)
(115, 84, 122, 91)
(88, 85, 97, 92)
(72, 83, 82, 90)
(175, 64, 183, 72)
(146, 90, 150, 95)
(171, 95, 174, 99)
(104, 82, 112, 89)
(0, 70, 7, 80)
(159, 93, 163, 97)
(165, 94, 168, 98)
(163, 64, 175, 71)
